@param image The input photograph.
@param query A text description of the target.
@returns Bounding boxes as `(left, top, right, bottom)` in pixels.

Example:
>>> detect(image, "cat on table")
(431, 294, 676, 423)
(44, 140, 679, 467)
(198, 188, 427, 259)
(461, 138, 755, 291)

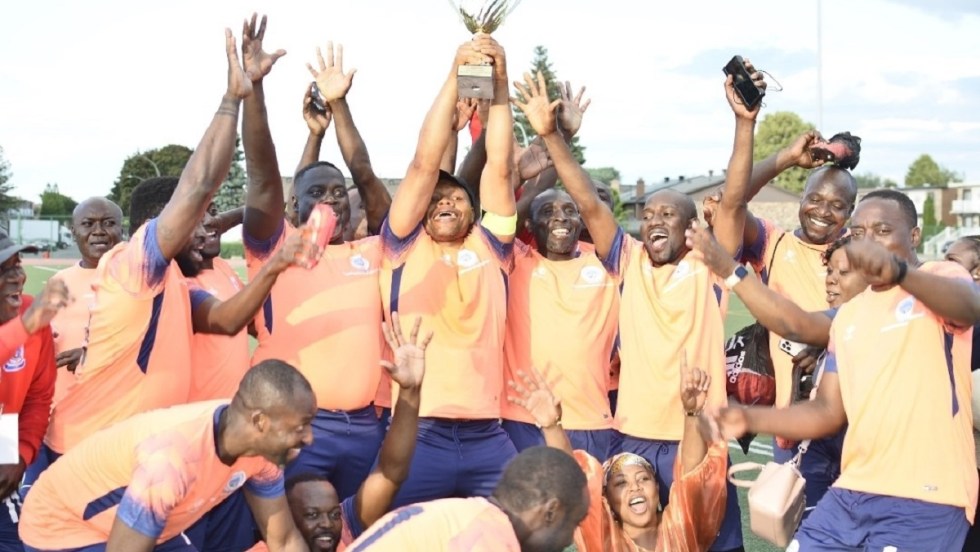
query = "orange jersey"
(20, 401, 283, 548)
(346, 497, 519, 551)
(46, 220, 194, 453)
(827, 261, 978, 521)
(380, 221, 511, 419)
(573, 443, 728, 551)
(48, 263, 97, 409)
(501, 240, 618, 429)
(246, 222, 383, 411)
(187, 258, 249, 401)
(744, 219, 832, 407)
(606, 229, 727, 440)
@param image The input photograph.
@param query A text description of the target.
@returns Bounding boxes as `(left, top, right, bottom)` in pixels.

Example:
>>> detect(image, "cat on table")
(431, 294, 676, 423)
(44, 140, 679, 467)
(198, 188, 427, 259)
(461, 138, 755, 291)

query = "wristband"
(536, 418, 562, 430)
(685, 409, 702, 417)
(724, 265, 749, 290)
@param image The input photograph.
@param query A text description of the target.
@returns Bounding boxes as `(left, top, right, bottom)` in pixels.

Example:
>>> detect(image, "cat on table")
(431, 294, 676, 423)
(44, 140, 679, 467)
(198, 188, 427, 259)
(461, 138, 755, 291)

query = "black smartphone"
(723, 55, 764, 109)
(309, 81, 327, 114)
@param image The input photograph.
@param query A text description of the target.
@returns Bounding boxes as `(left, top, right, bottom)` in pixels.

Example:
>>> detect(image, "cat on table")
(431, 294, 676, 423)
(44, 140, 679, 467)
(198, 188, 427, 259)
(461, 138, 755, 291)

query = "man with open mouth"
(0, 234, 70, 549)
(513, 61, 764, 551)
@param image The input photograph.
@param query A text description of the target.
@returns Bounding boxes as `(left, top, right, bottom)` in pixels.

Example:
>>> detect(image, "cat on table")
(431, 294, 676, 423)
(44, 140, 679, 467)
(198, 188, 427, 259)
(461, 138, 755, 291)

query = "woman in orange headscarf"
(508, 363, 728, 551)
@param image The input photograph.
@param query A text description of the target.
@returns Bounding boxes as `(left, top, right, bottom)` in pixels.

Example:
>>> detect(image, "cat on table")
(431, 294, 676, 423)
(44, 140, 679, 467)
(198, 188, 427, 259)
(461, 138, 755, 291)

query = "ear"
(543, 497, 561, 525)
(910, 226, 922, 249)
(251, 410, 266, 433)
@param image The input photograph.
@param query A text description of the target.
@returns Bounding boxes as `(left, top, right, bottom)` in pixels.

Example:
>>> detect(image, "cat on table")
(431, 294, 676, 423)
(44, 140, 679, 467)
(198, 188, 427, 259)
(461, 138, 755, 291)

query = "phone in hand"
(723, 55, 765, 109)
(310, 82, 328, 114)
(778, 338, 806, 357)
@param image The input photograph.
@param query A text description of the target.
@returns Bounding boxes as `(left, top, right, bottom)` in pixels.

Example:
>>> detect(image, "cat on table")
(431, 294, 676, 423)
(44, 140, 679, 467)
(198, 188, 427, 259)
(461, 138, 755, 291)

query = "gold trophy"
(450, 0, 520, 99)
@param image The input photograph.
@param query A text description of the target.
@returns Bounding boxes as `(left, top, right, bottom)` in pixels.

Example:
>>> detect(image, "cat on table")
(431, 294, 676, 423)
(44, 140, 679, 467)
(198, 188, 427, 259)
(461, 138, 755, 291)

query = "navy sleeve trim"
(601, 227, 625, 276)
(143, 219, 170, 289)
(189, 289, 214, 314)
(380, 216, 422, 258)
(479, 225, 513, 263)
(244, 218, 285, 260)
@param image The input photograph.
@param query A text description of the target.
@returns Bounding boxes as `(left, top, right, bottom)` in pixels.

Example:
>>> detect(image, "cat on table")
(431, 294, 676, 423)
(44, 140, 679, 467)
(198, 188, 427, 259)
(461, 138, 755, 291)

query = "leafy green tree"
(109, 145, 193, 214)
(754, 111, 815, 193)
(0, 147, 20, 213)
(905, 154, 959, 188)
(512, 45, 586, 164)
(922, 194, 937, 227)
(39, 183, 77, 217)
(854, 172, 898, 189)
(213, 136, 246, 211)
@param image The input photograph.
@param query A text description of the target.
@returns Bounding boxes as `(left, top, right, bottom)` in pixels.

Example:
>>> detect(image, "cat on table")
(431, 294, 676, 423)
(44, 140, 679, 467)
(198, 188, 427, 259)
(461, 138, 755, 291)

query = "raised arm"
(387, 39, 492, 237)
(193, 228, 314, 335)
(706, 371, 846, 443)
(687, 225, 832, 345)
(355, 315, 432, 529)
(310, 42, 391, 235)
(241, 14, 288, 242)
(478, 38, 516, 229)
(156, 29, 251, 260)
(845, 240, 980, 327)
(740, 129, 826, 246)
(214, 207, 245, 235)
(679, 363, 710, 475)
(295, 84, 332, 174)
(455, 100, 489, 193)
(244, 493, 309, 552)
(442, 99, 477, 174)
(713, 67, 765, 256)
(514, 72, 618, 259)
(515, 165, 558, 233)
(507, 367, 572, 455)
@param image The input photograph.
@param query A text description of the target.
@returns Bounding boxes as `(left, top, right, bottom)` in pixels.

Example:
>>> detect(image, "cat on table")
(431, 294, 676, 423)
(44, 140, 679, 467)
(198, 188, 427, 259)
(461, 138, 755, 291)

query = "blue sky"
(2, 0, 978, 204)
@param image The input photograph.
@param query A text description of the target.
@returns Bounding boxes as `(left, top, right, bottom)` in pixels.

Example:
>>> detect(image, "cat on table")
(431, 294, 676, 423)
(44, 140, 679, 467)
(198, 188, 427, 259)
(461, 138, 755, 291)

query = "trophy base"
(457, 65, 494, 99)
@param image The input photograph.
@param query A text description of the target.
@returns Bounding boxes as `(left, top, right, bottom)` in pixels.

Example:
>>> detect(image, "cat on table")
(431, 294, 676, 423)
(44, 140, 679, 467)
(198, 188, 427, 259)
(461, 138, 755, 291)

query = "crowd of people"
(0, 13, 978, 552)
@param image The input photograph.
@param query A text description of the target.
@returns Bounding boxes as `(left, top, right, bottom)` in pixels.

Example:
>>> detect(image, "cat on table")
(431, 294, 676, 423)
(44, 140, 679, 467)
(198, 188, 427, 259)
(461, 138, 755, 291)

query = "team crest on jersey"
(224, 471, 247, 494)
(349, 254, 370, 272)
(3, 346, 25, 373)
(457, 249, 479, 268)
(580, 265, 604, 284)
(672, 260, 691, 280)
(895, 296, 917, 322)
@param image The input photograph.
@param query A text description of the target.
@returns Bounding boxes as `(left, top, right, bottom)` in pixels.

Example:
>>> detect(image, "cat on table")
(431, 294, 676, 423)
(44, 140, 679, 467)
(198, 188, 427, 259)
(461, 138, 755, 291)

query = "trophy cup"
(450, 0, 520, 99)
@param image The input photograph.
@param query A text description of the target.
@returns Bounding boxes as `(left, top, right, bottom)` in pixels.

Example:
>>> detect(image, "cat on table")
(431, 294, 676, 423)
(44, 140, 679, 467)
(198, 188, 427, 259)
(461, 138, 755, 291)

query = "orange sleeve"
(658, 441, 729, 551)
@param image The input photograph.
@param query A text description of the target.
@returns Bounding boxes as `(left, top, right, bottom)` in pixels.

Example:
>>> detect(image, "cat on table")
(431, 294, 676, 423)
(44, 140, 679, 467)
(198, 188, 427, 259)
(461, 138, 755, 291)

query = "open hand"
(241, 13, 286, 83)
(23, 278, 72, 334)
(224, 28, 252, 99)
(724, 57, 766, 121)
(308, 42, 356, 104)
(302, 84, 332, 136)
(512, 71, 561, 137)
(381, 313, 432, 390)
(558, 81, 591, 137)
(507, 367, 562, 429)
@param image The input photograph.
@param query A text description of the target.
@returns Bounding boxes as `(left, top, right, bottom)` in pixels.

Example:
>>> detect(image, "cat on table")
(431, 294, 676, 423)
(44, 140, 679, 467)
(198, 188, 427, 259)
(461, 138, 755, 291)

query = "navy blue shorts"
(501, 420, 614, 461)
(384, 418, 517, 509)
(614, 432, 743, 551)
(284, 406, 384, 500)
(792, 488, 969, 551)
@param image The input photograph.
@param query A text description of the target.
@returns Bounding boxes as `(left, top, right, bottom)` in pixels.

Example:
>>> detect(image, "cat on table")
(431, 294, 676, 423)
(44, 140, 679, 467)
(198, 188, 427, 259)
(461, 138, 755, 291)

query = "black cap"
(0, 231, 38, 265)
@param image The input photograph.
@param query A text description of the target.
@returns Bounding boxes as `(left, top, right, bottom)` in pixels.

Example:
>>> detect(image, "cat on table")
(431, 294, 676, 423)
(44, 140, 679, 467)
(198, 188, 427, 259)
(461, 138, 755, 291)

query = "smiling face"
(0, 254, 26, 324)
(797, 168, 855, 245)
(424, 179, 476, 243)
(201, 203, 221, 260)
(824, 246, 868, 308)
(174, 219, 208, 278)
(72, 198, 123, 269)
(640, 190, 696, 266)
(288, 480, 343, 552)
(605, 463, 659, 530)
(257, 394, 317, 467)
(945, 238, 980, 281)
(295, 164, 350, 244)
(849, 197, 919, 260)
(529, 190, 582, 260)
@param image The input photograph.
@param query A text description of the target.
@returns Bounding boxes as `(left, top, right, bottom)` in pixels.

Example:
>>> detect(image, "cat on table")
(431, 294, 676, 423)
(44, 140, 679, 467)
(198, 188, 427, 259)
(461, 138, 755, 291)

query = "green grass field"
(26, 264, 780, 551)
